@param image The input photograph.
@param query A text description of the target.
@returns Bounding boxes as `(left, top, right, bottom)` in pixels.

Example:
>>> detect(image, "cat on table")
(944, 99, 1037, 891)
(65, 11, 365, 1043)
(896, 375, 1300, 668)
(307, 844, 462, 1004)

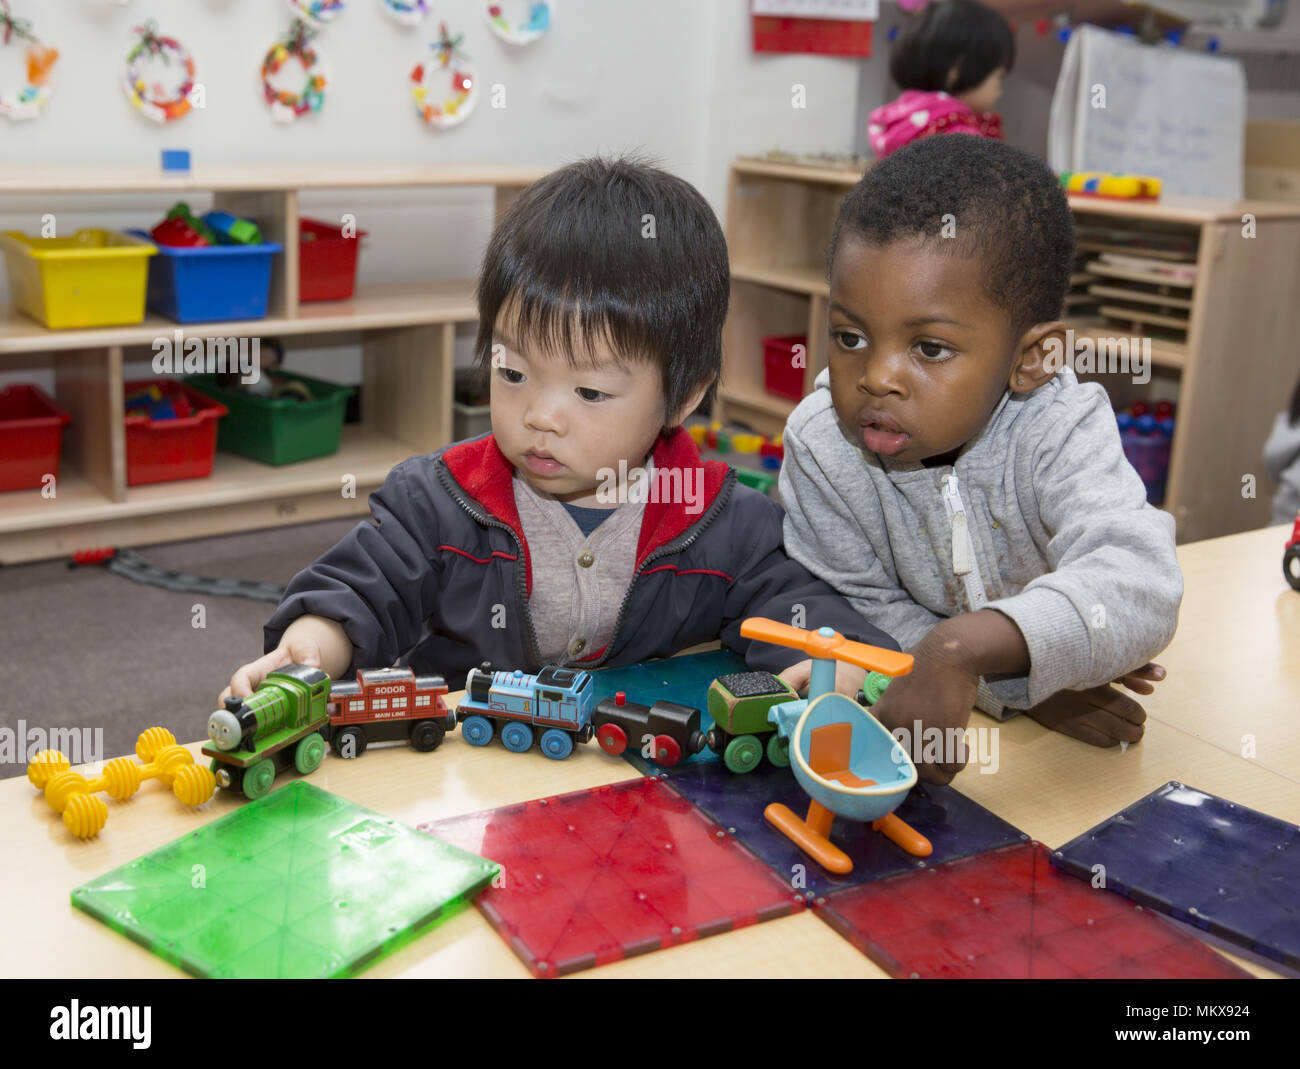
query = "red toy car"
(1285, 514, 1300, 592)
(326, 667, 453, 757)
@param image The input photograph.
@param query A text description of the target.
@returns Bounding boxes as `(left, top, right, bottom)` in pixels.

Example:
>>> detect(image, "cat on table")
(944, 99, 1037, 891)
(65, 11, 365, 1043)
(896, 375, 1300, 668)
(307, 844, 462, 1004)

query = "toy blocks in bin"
(762, 335, 807, 402)
(299, 217, 368, 302)
(123, 379, 227, 486)
(184, 371, 353, 466)
(130, 230, 281, 324)
(0, 229, 156, 329)
(0, 385, 71, 492)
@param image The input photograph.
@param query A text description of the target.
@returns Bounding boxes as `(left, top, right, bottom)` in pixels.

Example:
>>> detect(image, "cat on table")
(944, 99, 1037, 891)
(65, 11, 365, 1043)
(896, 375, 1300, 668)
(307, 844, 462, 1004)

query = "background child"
(226, 156, 894, 702)
(868, 0, 1014, 160)
(1264, 379, 1300, 525)
(779, 135, 1183, 783)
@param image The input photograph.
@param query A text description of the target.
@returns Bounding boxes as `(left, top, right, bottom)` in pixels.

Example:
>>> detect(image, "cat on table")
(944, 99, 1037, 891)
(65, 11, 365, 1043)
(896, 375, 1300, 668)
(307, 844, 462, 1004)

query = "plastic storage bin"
(299, 217, 367, 302)
(184, 371, 353, 465)
(0, 385, 72, 492)
(0, 229, 156, 329)
(762, 335, 807, 402)
(129, 230, 282, 323)
(453, 372, 491, 441)
(124, 380, 228, 486)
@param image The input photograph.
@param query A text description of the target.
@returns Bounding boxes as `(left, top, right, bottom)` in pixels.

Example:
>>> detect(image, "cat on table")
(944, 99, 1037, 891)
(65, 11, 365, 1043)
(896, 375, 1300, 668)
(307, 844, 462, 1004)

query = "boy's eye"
(832, 330, 867, 352)
(497, 366, 525, 384)
(917, 341, 955, 361)
(576, 387, 609, 402)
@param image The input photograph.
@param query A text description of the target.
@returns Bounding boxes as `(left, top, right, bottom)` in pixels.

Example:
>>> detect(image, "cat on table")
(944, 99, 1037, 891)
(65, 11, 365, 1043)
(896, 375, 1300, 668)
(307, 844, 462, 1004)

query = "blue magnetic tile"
(590, 650, 746, 773)
(1052, 781, 1300, 970)
(659, 759, 1028, 898)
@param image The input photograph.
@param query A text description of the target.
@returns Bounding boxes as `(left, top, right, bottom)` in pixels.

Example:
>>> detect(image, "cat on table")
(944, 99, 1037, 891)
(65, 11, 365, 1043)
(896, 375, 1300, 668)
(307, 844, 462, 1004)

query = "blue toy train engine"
(455, 663, 706, 766)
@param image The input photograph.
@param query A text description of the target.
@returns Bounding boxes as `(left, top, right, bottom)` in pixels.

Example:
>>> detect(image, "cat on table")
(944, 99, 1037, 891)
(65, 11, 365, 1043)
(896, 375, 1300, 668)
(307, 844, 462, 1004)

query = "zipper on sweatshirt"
(436, 463, 543, 667)
(941, 472, 988, 612)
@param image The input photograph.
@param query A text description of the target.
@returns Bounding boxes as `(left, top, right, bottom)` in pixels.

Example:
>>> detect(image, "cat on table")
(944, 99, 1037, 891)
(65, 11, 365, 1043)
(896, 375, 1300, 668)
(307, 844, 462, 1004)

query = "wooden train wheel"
(243, 758, 276, 800)
(596, 722, 628, 756)
(652, 734, 682, 767)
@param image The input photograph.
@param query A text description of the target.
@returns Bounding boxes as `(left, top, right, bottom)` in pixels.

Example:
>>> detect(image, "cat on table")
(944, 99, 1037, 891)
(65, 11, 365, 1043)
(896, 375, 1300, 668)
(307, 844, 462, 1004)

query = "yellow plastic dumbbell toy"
(30, 727, 216, 839)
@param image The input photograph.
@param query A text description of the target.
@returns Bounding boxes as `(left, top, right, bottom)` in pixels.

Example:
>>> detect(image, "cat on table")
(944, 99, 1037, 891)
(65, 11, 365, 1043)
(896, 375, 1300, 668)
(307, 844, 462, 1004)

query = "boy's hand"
(1024, 684, 1147, 748)
(221, 639, 322, 704)
(1111, 661, 1166, 696)
(868, 631, 982, 786)
(778, 659, 869, 701)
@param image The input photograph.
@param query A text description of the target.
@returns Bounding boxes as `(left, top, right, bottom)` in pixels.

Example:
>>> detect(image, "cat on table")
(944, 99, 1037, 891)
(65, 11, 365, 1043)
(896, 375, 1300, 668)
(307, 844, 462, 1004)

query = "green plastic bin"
(184, 371, 353, 465)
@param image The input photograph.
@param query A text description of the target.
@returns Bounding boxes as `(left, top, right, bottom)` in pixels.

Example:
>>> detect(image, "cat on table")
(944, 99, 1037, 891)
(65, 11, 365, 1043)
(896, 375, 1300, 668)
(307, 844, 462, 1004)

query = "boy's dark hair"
(475, 155, 728, 420)
(829, 135, 1075, 336)
(890, 0, 1015, 96)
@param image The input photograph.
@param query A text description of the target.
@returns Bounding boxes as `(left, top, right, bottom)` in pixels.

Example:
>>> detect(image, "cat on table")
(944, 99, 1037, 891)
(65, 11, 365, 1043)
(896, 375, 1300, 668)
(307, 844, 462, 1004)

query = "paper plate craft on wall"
(485, 1, 553, 46)
(381, 0, 431, 26)
(263, 21, 328, 123)
(122, 20, 196, 124)
(412, 24, 477, 130)
(285, 0, 345, 26)
(0, 2, 58, 121)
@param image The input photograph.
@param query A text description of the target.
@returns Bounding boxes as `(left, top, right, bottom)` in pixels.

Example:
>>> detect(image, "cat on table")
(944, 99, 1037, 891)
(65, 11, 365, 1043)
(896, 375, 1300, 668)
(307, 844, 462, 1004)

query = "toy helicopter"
(741, 618, 933, 875)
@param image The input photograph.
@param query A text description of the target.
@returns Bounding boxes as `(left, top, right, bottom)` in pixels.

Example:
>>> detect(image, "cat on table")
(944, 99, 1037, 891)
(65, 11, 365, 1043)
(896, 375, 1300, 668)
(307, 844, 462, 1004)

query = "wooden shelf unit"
(715, 157, 1300, 543)
(0, 164, 547, 564)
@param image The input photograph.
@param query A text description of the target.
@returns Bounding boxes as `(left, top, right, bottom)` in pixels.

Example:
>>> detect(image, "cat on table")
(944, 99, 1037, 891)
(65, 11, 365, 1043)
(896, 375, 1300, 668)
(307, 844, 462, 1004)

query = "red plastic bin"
(0, 384, 71, 492)
(299, 217, 367, 302)
(124, 379, 227, 487)
(763, 335, 808, 402)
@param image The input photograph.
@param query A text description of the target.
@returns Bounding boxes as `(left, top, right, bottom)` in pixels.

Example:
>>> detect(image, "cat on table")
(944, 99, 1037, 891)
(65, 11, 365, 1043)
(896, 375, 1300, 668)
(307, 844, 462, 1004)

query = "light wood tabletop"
(2, 524, 1296, 979)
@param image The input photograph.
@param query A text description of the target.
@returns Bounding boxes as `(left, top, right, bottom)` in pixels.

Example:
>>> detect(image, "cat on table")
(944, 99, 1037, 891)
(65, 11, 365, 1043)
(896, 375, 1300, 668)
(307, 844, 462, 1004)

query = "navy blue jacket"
(264, 430, 897, 688)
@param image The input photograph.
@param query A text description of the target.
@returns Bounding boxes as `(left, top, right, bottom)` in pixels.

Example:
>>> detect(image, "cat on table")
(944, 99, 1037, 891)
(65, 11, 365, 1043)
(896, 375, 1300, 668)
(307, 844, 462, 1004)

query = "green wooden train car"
(202, 664, 332, 800)
(705, 671, 800, 774)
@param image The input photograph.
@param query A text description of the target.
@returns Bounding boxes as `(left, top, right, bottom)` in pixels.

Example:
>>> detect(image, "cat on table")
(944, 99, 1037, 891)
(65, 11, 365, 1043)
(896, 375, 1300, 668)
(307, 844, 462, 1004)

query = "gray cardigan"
(779, 368, 1183, 717)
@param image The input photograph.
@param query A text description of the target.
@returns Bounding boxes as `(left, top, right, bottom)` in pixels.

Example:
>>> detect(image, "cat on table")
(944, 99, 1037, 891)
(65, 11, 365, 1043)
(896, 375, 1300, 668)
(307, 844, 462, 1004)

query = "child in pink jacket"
(869, 0, 1014, 159)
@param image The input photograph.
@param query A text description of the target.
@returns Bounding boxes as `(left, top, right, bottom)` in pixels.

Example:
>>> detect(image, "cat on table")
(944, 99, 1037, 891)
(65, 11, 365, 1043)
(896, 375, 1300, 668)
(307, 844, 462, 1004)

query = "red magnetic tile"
(814, 843, 1251, 980)
(422, 778, 800, 977)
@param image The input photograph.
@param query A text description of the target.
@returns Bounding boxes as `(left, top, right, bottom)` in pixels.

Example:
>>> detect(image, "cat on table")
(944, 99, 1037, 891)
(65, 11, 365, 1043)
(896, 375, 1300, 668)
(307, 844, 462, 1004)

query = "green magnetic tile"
(72, 780, 500, 978)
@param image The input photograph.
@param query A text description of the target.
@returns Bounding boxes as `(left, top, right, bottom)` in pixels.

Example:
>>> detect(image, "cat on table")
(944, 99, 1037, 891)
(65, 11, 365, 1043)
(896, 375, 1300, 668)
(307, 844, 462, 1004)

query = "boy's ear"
(1010, 322, 1068, 394)
(666, 377, 715, 429)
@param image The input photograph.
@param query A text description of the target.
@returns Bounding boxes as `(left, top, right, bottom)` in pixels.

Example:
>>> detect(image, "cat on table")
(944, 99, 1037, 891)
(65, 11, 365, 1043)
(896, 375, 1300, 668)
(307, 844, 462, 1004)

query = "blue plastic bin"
(129, 230, 282, 323)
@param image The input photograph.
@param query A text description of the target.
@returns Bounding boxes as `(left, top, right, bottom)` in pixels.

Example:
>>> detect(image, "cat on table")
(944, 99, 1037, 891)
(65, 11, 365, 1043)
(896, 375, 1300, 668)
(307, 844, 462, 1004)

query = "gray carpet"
(0, 518, 359, 780)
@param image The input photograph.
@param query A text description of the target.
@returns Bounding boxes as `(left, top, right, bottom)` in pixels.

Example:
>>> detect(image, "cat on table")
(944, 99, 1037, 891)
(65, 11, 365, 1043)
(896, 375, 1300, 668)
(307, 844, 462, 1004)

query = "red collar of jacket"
(441, 429, 730, 595)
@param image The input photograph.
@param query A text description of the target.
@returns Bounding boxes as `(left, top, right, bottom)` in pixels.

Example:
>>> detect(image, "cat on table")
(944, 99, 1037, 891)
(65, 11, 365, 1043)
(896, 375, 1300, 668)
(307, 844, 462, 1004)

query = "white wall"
(1, 0, 863, 390)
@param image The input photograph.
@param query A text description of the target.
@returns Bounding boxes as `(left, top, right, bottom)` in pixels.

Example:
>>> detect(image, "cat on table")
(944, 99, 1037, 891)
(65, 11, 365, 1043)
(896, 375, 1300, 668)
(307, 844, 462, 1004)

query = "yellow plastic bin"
(0, 229, 157, 329)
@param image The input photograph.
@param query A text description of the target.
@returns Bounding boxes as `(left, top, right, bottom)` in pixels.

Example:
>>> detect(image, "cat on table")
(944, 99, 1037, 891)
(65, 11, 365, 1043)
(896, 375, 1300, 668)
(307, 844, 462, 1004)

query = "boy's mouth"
(523, 448, 565, 477)
(858, 411, 910, 457)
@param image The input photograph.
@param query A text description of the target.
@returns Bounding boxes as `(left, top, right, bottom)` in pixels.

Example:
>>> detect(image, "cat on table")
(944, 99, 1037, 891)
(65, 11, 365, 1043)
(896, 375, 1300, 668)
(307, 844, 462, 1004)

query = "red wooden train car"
(326, 667, 454, 757)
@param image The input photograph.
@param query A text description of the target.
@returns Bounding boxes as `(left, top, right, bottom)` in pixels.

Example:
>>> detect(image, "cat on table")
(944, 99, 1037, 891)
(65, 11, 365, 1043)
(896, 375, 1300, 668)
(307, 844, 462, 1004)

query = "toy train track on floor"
(70, 547, 287, 603)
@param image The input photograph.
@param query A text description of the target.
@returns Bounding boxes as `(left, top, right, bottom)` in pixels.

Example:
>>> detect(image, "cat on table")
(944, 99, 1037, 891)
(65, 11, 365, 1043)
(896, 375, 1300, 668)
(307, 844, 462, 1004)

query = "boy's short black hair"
(890, 0, 1015, 95)
(475, 155, 728, 420)
(829, 135, 1075, 336)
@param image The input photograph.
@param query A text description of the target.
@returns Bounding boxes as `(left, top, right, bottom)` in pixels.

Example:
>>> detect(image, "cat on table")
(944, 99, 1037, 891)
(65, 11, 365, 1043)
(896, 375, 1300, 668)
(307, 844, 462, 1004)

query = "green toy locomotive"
(202, 664, 331, 800)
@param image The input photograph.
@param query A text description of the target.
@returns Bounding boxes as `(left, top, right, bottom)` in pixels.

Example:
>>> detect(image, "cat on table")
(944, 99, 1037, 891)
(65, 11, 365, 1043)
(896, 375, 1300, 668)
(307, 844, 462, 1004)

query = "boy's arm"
(263, 459, 446, 675)
(717, 488, 901, 674)
(977, 388, 1183, 707)
(779, 417, 947, 651)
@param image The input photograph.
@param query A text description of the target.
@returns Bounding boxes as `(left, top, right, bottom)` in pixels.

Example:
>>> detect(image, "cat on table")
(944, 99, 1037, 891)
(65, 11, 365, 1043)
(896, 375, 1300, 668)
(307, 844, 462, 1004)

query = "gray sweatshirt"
(780, 367, 1183, 718)
(1263, 411, 1300, 526)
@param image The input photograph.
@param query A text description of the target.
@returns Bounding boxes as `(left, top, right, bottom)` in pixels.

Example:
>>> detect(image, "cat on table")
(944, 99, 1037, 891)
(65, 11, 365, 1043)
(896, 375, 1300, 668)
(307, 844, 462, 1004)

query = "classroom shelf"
(714, 156, 1300, 542)
(0, 163, 548, 564)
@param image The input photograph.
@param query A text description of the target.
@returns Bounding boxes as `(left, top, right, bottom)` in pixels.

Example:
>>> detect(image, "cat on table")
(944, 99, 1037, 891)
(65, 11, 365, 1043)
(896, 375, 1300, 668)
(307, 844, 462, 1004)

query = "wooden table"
(3, 524, 1297, 979)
